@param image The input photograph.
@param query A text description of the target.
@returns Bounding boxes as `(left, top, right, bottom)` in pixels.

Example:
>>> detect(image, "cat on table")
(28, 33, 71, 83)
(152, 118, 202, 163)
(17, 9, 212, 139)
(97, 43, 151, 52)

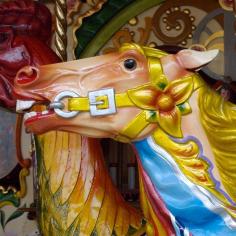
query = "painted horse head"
(0, 0, 59, 110)
(1, 2, 146, 235)
(14, 43, 236, 235)
(14, 43, 216, 136)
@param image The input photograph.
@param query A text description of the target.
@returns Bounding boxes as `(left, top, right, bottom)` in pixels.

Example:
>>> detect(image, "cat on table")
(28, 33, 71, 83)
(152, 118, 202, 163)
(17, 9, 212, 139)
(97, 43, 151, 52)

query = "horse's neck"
(181, 90, 221, 179)
(181, 89, 233, 198)
(134, 137, 236, 235)
(133, 86, 236, 235)
(35, 131, 143, 236)
(134, 90, 232, 207)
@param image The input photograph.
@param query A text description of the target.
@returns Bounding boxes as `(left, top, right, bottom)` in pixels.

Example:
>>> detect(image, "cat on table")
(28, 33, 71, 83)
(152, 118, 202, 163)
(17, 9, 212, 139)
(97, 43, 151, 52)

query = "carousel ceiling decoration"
(74, 0, 236, 100)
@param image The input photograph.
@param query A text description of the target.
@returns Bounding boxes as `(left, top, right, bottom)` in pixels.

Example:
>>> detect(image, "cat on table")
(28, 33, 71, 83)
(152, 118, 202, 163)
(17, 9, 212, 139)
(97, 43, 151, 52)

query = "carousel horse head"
(13, 43, 217, 137)
(0, 0, 59, 110)
(13, 43, 236, 235)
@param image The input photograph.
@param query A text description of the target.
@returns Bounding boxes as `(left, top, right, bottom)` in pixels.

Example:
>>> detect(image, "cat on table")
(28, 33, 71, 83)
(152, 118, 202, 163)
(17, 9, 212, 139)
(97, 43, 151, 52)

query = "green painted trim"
(75, 0, 135, 58)
(80, 0, 164, 58)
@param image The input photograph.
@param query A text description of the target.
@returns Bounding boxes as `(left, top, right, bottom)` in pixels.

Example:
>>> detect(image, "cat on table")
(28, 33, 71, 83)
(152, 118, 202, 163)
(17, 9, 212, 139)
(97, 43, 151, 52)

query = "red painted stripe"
(137, 156, 176, 236)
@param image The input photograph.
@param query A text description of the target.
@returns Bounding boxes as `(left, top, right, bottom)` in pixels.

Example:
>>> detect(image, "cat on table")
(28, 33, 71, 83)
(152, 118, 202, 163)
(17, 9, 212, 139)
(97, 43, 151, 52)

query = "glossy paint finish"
(0, 1, 145, 234)
(13, 43, 236, 235)
(135, 137, 236, 236)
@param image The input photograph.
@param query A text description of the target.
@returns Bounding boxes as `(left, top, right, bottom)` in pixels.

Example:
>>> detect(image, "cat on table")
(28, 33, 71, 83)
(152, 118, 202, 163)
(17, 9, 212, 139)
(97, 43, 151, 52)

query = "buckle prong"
(89, 101, 104, 106)
(88, 88, 116, 116)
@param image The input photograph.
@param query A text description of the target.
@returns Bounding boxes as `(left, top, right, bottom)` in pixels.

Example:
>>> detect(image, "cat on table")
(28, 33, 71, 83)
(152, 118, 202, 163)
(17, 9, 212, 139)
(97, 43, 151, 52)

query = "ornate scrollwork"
(152, 5, 195, 46)
(67, 0, 82, 25)
(0, 167, 29, 208)
(103, 17, 153, 54)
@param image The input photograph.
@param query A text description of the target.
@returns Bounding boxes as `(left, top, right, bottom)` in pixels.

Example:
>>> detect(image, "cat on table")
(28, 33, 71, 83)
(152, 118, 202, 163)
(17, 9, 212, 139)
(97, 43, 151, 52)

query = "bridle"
(49, 46, 203, 142)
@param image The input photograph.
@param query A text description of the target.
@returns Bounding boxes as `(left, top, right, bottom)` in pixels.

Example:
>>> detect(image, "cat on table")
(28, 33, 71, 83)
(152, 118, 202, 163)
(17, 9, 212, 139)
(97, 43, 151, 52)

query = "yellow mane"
(198, 85, 236, 203)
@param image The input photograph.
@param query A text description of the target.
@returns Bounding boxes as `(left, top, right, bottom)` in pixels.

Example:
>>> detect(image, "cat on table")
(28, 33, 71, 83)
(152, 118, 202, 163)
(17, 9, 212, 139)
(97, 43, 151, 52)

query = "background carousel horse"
(13, 43, 236, 236)
(0, 0, 60, 178)
(0, 0, 144, 235)
(0, 0, 57, 109)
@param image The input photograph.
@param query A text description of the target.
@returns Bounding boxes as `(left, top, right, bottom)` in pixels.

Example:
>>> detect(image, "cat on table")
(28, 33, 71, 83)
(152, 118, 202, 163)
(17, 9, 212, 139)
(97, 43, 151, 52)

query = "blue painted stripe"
(134, 138, 236, 236)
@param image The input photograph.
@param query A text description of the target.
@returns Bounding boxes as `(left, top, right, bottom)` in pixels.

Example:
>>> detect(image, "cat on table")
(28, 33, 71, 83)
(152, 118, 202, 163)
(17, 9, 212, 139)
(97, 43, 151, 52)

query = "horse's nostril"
(16, 66, 38, 85)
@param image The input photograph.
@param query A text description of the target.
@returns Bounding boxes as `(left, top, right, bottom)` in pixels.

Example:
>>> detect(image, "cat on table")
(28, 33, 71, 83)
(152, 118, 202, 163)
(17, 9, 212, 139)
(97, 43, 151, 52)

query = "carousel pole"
(55, 0, 68, 61)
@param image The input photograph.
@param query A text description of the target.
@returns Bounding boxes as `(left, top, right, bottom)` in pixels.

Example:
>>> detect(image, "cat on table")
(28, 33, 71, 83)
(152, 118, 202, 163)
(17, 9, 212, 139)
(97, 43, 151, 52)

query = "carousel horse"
(0, 1, 144, 235)
(13, 43, 236, 236)
(0, 0, 58, 109)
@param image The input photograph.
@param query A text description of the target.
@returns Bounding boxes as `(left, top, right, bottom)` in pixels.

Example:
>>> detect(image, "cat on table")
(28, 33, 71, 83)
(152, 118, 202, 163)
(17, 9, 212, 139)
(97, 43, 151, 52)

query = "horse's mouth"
(23, 110, 54, 125)
(16, 99, 54, 125)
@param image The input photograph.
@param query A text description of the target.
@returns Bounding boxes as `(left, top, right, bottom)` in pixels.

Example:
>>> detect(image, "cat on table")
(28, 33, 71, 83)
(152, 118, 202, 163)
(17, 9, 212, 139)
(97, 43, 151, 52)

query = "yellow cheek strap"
(113, 110, 151, 143)
(66, 56, 169, 142)
(68, 93, 133, 111)
(68, 91, 152, 143)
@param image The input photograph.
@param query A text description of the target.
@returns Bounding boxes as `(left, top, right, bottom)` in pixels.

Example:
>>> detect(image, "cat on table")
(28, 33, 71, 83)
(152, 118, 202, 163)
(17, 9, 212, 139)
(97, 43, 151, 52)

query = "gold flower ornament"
(127, 75, 194, 138)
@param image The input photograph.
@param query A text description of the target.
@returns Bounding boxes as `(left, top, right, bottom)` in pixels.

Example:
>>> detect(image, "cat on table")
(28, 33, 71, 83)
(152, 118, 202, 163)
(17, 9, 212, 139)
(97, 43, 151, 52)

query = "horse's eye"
(124, 59, 137, 70)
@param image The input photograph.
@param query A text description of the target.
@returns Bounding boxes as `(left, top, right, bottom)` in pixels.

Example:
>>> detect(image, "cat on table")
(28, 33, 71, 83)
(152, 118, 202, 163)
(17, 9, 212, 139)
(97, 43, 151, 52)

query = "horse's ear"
(176, 49, 219, 70)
